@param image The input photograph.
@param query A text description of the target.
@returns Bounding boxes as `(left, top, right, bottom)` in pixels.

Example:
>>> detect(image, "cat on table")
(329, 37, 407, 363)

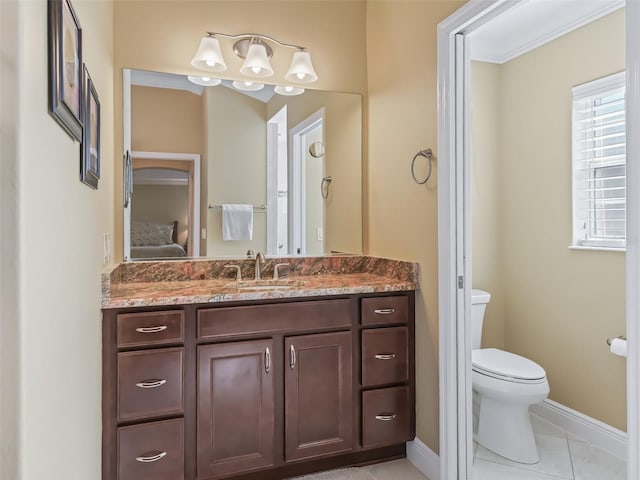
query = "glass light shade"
(285, 50, 318, 83)
(274, 85, 305, 96)
(191, 36, 227, 72)
(232, 80, 265, 92)
(187, 75, 222, 86)
(239, 43, 274, 78)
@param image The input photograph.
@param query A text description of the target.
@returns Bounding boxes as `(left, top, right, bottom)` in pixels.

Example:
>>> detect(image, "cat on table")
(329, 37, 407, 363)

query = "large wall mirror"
(122, 69, 363, 260)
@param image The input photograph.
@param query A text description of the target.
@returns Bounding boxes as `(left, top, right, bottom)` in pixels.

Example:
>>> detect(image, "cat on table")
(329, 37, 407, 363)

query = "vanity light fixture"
(191, 35, 227, 72)
(274, 85, 305, 96)
(191, 32, 318, 83)
(187, 75, 222, 86)
(232, 80, 265, 92)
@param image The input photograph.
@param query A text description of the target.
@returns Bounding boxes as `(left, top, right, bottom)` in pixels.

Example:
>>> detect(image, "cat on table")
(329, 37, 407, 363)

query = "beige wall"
(205, 87, 268, 256)
(470, 61, 506, 350)
(472, 10, 626, 430)
(267, 90, 363, 255)
(11, 0, 115, 478)
(131, 85, 203, 153)
(113, 0, 367, 260)
(0, 1, 20, 477)
(367, 0, 465, 452)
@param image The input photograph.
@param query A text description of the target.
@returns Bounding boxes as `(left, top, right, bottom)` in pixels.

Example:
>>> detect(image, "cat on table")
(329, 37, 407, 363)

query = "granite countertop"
(102, 255, 419, 309)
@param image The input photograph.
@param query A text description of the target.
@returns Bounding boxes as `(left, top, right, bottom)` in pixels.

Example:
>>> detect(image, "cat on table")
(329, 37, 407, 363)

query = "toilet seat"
(473, 348, 546, 384)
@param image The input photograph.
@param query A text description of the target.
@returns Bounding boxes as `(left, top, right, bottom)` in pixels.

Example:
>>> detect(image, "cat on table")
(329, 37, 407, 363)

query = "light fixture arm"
(205, 31, 306, 51)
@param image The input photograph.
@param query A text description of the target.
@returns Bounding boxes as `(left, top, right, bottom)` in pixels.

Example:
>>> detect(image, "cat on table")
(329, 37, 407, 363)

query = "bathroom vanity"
(101, 256, 417, 480)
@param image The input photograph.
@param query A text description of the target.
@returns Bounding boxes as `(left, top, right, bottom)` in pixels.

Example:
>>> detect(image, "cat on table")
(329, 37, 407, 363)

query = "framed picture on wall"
(81, 65, 100, 189)
(47, 0, 83, 141)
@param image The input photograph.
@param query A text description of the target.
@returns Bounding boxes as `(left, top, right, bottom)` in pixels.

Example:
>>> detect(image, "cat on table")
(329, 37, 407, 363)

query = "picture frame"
(48, 0, 83, 141)
(81, 64, 100, 189)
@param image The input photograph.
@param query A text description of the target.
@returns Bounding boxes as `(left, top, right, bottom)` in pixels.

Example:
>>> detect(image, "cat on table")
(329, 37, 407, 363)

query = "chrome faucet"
(254, 252, 266, 280)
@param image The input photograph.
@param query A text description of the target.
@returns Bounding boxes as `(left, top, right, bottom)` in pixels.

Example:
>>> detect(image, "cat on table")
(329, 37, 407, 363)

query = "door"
(284, 331, 353, 461)
(197, 340, 275, 479)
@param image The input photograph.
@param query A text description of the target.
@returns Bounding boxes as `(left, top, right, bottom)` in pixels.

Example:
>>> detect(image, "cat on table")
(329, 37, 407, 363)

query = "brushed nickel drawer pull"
(135, 326, 168, 334)
(374, 353, 396, 360)
(375, 413, 397, 421)
(135, 379, 167, 389)
(374, 308, 395, 315)
(290, 345, 296, 369)
(135, 451, 167, 463)
(265, 347, 271, 374)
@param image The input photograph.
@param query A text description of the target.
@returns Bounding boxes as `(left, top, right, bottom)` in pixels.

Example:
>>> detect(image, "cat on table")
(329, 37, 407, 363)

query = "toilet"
(472, 289, 550, 464)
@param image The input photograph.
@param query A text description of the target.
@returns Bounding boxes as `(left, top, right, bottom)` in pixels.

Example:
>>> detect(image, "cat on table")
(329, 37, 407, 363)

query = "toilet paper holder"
(607, 335, 627, 346)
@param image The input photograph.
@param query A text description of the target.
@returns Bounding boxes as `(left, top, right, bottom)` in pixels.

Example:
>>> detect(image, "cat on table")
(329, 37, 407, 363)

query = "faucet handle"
(273, 263, 290, 280)
(224, 264, 242, 282)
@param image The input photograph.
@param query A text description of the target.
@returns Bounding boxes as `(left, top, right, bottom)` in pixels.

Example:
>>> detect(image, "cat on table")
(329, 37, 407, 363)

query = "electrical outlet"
(103, 233, 111, 265)
(201, 228, 207, 240)
(316, 227, 323, 241)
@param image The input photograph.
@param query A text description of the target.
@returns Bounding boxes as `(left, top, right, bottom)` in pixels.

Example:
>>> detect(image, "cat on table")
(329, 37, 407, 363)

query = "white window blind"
(572, 72, 626, 250)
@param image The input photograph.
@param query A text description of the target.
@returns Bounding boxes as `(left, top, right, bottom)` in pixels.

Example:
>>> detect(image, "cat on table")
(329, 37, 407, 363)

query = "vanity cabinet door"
(285, 331, 353, 461)
(197, 340, 275, 480)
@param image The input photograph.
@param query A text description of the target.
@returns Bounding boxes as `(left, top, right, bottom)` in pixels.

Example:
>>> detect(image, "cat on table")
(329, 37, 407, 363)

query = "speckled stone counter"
(102, 255, 419, 309)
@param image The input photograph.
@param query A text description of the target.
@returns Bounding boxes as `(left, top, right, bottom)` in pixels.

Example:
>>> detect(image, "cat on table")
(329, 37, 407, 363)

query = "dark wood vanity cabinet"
(285, 332, 353, 462)
(103, 292, 415, 480)
(197, 340, 275, 479)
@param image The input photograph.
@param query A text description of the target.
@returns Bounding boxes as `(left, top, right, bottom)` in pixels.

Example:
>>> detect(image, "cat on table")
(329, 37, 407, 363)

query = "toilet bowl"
(472, 348, 550, 464)
(471, 290, 550, 464)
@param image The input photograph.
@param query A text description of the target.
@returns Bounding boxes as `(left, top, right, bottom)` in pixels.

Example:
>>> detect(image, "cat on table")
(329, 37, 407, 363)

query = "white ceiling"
(133, 168, 189, 186)
(469, 0, 624, 64)
(130, 69, 276, 103)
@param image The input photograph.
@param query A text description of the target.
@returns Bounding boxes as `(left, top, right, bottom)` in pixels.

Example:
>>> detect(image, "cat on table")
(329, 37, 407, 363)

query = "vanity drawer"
(118, 418, 184, 480)
(362, 327, 408, 386)
(117, 310, 184, 348)
(361, 296, 408, 326)
(118, 348, 184, 422)
(362, 386, 411, 449)
(198, 299, 352, 339)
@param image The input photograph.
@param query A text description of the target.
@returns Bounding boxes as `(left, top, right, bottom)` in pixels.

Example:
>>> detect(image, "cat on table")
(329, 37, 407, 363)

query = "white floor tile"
(530, 413, 567, 439)
(475, 433, 573, 479)
(568, 438, 626, 480)
(473, 459, 570, 480)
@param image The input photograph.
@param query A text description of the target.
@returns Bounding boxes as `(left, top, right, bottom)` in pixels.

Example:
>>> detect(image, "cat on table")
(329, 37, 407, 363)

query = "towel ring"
(411, 148, 433, 184)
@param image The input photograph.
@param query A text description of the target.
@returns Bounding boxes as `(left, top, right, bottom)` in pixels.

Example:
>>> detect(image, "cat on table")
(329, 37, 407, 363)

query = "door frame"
(437, 2, 640, 479)
(123, 151, 201, 259)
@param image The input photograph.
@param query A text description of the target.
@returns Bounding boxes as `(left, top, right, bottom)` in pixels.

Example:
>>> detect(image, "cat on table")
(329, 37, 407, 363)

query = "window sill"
(568, 245, 626, 252)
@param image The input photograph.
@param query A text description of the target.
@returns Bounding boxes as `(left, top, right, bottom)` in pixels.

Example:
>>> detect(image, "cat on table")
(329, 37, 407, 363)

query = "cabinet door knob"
(375, 413, 397, 421)
(135, 325, 168, 334)
(374, 353, 396, 360)
(374, 308, 395, 315)
(265, 347, 271, 374)
(135, 451, 167, 463)
(290, 345, 296, 369)
(135, 379, 167, 389)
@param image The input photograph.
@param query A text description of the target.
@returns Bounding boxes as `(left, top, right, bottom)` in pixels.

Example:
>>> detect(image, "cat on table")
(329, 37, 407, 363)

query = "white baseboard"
(530, 399, 627, 460)
(406, 438, 440, 480)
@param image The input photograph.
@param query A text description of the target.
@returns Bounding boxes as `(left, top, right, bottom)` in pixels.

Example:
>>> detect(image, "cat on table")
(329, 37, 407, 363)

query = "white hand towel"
(222, 204, 253, 241)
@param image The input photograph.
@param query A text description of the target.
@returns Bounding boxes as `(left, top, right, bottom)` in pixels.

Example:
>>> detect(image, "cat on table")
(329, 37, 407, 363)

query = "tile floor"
(292, 459, 426, 480)
(293, 414, 627, 480)
(472, 413, 627, 480)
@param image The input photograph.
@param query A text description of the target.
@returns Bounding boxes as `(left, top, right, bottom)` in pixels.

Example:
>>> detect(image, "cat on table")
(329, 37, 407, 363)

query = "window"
(572, 72, 626, 250)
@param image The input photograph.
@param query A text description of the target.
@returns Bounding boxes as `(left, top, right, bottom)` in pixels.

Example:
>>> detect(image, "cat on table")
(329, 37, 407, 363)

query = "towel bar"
(208, 204, 267, 212)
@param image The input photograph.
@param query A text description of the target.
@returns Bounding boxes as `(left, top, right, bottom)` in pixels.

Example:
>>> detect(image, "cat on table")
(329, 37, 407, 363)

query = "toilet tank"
(471, 289, 491, 350)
